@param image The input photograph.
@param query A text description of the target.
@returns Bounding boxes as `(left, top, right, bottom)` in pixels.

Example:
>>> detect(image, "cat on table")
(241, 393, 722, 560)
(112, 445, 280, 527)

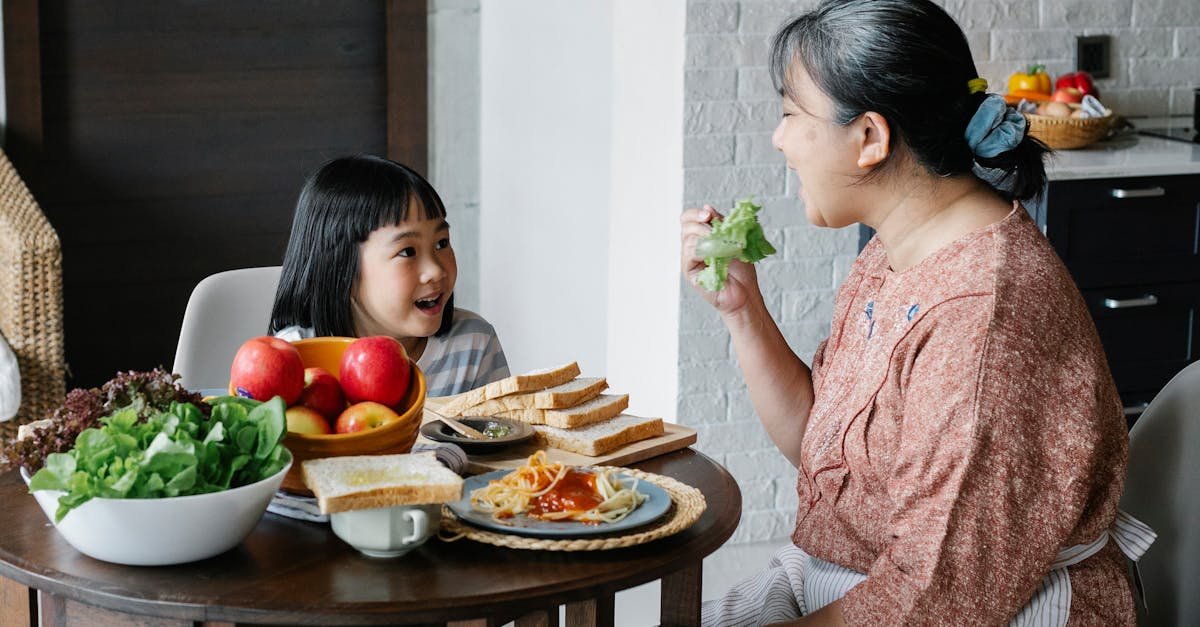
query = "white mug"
(329, 503, 440, 558)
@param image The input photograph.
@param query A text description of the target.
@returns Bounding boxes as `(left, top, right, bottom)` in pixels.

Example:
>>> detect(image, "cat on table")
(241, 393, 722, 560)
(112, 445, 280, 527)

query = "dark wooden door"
(4, 0, 426, 388)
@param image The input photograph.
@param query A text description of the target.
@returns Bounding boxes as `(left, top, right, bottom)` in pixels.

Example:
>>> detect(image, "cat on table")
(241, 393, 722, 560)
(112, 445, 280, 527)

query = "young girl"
(270, 155, 509, 398)
(683, 1, 1153, 625)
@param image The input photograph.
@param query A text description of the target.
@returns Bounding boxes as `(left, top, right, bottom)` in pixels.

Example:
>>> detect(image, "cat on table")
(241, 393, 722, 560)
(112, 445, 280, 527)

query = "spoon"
(425, 409, 488, 440)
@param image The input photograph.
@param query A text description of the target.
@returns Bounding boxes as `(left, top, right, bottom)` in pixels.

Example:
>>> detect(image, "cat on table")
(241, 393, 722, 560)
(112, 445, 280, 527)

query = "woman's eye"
(396, 247, 416, 258)
(436, 238, 451, 250)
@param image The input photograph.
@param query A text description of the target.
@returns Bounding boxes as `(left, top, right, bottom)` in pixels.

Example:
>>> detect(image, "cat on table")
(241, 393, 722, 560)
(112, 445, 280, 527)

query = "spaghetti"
(470, 451, 647, 524)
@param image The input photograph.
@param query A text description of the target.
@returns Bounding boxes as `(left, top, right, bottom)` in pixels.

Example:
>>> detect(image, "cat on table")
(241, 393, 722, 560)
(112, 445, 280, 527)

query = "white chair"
(173, 266, 282, 391)
(1119, 360, 1200, 626)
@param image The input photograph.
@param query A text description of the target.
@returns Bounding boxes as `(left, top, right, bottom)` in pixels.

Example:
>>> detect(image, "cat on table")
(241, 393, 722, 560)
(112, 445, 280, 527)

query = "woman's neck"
(864, 175, 1011, 273)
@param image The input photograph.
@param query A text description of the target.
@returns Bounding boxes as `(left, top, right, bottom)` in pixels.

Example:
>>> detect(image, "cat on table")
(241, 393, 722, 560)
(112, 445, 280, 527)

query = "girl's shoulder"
(443, 307, 500, 340)
(422, 309, 503, 362)
(420, 308, 506, 375)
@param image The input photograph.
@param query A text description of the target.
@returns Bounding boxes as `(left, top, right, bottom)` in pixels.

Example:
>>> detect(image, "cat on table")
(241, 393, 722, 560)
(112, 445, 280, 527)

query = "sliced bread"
(533, 414, 665, 456)
(498, 393, 629, 428)
(438, 362, 582, 416)
(301, 452, 463, 514)
(461, 377, 608, 415)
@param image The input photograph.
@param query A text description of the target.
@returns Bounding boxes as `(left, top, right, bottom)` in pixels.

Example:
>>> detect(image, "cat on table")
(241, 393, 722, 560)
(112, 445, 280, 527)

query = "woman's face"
(351, 199, 457, 342)
(771, 62, 869, 228)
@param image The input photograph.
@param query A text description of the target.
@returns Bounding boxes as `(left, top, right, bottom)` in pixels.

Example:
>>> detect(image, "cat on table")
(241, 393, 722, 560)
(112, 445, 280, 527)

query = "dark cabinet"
(1040, 174, 1200, 423)
(1081, 282, 1200, 406)
(1040, 175, 1200, 288)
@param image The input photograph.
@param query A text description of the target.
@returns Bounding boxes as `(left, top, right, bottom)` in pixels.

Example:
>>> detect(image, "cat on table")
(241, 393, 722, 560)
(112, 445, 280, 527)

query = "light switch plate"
(1077, 35, 1111, 78)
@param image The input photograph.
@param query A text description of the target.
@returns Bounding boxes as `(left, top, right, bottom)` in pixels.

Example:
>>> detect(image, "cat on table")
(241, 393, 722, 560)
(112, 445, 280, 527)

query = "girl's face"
(351, 199, 457, 343)
(771, 62, 872, 228)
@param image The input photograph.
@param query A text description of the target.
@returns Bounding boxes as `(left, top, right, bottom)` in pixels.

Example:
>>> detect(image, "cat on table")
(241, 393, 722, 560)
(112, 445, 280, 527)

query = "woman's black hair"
(269, 155, 456, 338)
(769, 0, 1048, 201)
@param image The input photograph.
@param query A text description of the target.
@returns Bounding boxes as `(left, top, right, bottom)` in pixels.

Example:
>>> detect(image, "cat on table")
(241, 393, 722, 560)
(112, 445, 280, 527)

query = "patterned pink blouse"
(794, 207, 1135, 624)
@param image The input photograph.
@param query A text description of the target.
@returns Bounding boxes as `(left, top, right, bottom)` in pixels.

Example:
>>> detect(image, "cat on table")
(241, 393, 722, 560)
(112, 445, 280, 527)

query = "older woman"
(681, 1, 1153, 625)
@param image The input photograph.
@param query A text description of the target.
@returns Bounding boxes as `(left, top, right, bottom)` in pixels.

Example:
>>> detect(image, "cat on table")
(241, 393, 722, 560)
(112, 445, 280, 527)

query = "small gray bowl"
(419, 416, 534, 452)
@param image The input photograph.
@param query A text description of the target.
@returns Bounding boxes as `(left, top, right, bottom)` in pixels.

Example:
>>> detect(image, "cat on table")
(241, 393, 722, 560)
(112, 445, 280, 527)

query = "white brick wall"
(964, 0, 1200, 117)
(679, 0, 1200, 545)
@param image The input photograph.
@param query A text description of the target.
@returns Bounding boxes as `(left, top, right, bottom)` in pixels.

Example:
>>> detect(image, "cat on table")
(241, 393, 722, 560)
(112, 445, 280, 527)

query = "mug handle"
(402, 509, 428, 545)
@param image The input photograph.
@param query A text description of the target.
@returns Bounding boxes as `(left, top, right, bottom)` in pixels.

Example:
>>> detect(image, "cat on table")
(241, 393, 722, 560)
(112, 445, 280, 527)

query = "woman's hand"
(680, 205, 761, 316)
(682, 205, 815, 466)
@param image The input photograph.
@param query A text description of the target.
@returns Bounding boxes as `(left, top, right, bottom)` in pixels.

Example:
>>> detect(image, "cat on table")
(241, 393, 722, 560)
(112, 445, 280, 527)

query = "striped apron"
(701, 510, 1156, 626)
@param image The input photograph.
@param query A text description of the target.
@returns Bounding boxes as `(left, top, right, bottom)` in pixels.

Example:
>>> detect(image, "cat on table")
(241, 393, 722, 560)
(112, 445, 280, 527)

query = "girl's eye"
(396, 247, 416, 258)
(436, 238, 451, 250)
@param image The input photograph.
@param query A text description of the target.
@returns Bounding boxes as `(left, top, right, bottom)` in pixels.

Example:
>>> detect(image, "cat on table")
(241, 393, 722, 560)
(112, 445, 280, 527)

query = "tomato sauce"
(530, 469, 602, 517)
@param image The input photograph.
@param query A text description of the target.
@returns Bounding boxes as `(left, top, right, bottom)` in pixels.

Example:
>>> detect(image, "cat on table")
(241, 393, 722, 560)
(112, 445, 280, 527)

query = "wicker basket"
(0, 151, 66, 442)
(1024, 108, 1114, 150)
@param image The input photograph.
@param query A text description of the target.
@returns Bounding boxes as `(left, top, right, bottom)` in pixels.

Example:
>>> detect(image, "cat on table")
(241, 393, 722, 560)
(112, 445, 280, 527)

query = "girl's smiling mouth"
(414, 292, 444, 315)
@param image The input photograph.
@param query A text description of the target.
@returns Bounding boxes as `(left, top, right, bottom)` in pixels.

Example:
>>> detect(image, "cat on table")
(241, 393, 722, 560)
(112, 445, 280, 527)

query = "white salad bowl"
(20, 449, 291, 566)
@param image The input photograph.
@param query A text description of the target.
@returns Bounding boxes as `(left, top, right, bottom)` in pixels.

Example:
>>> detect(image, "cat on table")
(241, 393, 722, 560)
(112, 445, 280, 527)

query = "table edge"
(0, 448, 744, 624)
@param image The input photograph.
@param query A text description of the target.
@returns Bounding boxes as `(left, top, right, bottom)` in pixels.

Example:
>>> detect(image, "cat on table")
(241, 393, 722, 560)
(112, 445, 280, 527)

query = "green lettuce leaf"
(695, 198, 776, 292)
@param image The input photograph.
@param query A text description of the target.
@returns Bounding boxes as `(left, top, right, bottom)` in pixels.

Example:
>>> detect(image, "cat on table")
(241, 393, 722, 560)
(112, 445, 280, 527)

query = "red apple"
(1052, 86, 1084, 104)
(335, 401, 403, 434)
(285, 405, 332, 435)
(229, 336, 305, 405)
(297, 367, 345, 420)
(339, 336, 411, 407)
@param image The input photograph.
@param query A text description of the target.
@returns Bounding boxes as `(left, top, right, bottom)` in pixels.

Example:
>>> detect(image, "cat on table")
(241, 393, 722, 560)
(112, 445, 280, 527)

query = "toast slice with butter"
(301, 452, 463, 515)
(533, 414, 665, 456)
(498, 393, 629, 428)
(460, 377, 608, 415)
(437, 362, 582, 416)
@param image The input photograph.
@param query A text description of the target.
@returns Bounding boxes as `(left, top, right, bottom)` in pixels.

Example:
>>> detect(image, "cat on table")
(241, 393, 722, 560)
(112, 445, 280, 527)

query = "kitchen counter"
(1046, 116, 1200, 181)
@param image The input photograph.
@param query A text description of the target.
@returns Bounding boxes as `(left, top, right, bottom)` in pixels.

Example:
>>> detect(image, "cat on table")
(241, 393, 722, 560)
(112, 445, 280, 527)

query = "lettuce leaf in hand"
(28, 395, 287, 522)
(695, 198, 777, 291)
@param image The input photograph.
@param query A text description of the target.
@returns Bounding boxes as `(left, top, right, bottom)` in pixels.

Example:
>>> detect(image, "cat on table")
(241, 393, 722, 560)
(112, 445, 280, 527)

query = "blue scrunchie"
(964, 94, 1027, 158)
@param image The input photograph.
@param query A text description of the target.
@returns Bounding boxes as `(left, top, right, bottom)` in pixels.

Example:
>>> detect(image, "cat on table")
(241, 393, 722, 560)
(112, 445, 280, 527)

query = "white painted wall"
(479, 1, 685, 421)
(606, 0, 684, 421)
(480, 0, 614, 380)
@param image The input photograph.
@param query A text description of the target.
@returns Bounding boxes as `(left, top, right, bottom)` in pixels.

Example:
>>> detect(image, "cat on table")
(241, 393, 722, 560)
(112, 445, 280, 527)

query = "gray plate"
(446, 469, 672, 538)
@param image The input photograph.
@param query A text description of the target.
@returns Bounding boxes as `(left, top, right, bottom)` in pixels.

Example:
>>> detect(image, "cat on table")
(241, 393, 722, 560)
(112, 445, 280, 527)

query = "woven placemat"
(439, 467, 706, 551)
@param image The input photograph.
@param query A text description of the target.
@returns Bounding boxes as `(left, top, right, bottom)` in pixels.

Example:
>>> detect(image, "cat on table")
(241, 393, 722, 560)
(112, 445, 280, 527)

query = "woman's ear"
(855, 111, 891, 170)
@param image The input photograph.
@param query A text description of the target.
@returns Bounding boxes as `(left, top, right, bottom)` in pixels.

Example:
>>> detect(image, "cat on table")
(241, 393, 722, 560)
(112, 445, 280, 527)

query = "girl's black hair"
(769, 0, 1048, 201)
(269, 155, 455, 338)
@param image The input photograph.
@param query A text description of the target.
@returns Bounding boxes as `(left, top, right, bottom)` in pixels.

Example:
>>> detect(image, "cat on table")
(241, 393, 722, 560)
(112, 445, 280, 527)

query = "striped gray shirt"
(274, 308, 509, 398)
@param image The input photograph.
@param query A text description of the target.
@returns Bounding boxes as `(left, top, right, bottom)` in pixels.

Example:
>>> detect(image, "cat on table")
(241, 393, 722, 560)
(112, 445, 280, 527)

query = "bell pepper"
(1055, 71, 1098, 98)
(1007, 64, 1052, 95)
(1003, 91, 1053, 106)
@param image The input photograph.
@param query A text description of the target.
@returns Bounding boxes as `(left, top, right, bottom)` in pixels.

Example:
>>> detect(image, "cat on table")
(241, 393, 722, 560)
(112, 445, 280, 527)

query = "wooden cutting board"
(424, 396, 697, 475)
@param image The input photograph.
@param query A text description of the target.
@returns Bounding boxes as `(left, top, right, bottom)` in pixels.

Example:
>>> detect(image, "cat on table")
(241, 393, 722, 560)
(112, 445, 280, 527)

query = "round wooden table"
(0, 448, 740, 626)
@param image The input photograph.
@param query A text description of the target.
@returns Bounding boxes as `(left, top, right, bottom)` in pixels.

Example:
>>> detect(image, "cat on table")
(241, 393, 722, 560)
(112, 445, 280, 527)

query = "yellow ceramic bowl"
(280, 337, 426, 495)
